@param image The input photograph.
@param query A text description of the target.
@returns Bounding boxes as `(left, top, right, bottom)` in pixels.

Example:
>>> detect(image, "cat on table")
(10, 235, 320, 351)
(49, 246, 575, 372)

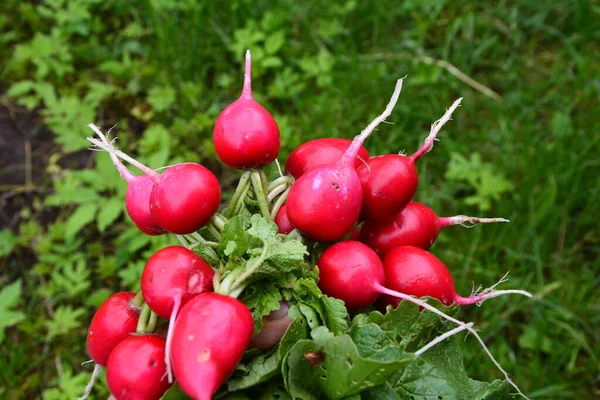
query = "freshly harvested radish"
(213, 50, 280, 169)
(274, 204, 294, 234)
(106, 335, 172, 400)
(285, 138, 370, 179)
(286, 79, 404, 242)
(171, 293, 254, 400)
(313, 240, 531, 399)
(357, 99, 462, 221)
(381, 246, 531, 308)
(249, 301, 293, 351)
(361, 202, 508, 255)
(149, 162, 221, 234)
(87, 126, 221, 235)
(86, 292, 140, 366)
(141, 246, 214, 383)
(317, 241, 384, 309)
(88, 125, 164, 236)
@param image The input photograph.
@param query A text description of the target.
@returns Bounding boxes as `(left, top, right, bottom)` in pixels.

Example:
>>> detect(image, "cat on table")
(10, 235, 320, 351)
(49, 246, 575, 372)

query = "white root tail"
(374, 283, 530, 400)
(77, 363, 102, 400)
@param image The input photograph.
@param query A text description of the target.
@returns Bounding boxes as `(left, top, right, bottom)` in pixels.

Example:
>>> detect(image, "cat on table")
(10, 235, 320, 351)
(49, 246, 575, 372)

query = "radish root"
(77, 363, 102, 400)
(409, 98, 463, 161)
(456, 272, 532, 306)
(374, 283, 530, 400)
(87, 124, 158, 178)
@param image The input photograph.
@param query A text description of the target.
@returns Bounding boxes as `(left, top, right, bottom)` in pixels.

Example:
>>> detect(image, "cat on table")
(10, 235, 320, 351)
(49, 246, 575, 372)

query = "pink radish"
(88, 125, 164, 236)
(149, 162, 221, 234)
(141, 246, 214, 383)
(106, 335, 172, 400)
(357, 99, 462, 221)
(274, 204, 294, 234)
(213, 50, 280, 169)
(86, 292, 140, 366)
(317, 241, 384, 309)
(314, 240, 531, 398)
(361, 202, 508, 255)
(285, 79, 404, 242)
(381, 246, 531, 308)
(87, 126, 221, 235)
(285, 138, 370, 179)
(171, 292, 254, 400)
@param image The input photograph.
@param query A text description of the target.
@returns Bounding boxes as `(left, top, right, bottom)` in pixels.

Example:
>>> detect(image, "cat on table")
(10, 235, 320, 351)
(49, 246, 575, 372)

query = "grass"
(1, 0, 598, 398)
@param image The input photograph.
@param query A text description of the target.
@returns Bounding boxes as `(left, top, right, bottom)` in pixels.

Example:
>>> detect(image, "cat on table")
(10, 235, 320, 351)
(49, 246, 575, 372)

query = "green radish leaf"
(0, 229, 17, 257)
(97, 196, 123, 232)
(0, 280, 25, 343)
(241, 281, 282, 334)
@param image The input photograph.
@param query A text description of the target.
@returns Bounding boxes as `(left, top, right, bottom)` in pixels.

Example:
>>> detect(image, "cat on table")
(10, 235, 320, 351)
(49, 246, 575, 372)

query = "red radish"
(249, 301, 293, 351)
(317, 241, 384, 309)
(357, 98, 462, 221)
(361, 202, 509, 255)
(88, 126, 221, 235)
(285, 138, 370, 179)
(141, 246, 214, 383)
(88, 125, 164, 236)
(381, 246, 531, 308)
(274, 204, 294, 234)
(213, 50, 280, 169)
(149, 162, 221, 234)
(171, 292, 254, 400)
(106, 335, 172, 400)
(87, 292, 140, 366)
(314, 241, 531, 399)
(286, 79, 404, 242)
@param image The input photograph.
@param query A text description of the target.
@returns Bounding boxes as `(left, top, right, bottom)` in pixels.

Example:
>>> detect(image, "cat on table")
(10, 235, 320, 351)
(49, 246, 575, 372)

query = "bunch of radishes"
(79, 51, 531, 400)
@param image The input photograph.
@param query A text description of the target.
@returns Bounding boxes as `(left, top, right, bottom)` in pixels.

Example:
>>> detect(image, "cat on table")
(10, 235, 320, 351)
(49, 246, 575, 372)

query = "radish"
(86, 292, 141, 366)
(315, 240, 531, 399)
(141, 246, 214, 383)
(149, 162, 221, 234)
(106, 335, 172, 400)
(361, 202, 508, 255)
(316, 241, 384, 309)
(171, 292, 254, 400)
(213, 50, 280, 169)
(249, 301, 293, 351)
(88, 125, 164, 236)
(87, 125, 221, 235)
(357, 98, 462, 221)
(381, 246, 531, 307)
(286, 79, 404, 242)
(285, 138, 370, 179)
(274, 204, 294, 234)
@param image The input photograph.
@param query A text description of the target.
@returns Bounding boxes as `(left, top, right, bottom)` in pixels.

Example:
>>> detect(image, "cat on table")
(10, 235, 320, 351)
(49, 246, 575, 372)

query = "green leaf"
(219, 214, 250, 258)
(44, 306, 85, 340)
(242, 281, 283, 333)
(50, 259, 91, 298)
(65, 203, 98, 239)
(284, 326, 414, 399)
(289, 279, 348, 335)
(6, 80, 34, 97)
(0, 230, 17, 257)
(147, 85, 176, 112)
(0, 280, 25, 343)
(97, 197, 123, 232)
(265, 30, 285, 54)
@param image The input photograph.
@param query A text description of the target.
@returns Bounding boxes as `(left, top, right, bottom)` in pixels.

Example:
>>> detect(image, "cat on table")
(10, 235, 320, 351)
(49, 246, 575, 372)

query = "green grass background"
(0, 0, 598, 398)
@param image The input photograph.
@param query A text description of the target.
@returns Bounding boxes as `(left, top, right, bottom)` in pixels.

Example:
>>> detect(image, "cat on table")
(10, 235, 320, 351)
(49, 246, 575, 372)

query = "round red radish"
(213, 50, 280, 169)
(124, 174, 165, 236)
(357, 154, 418, 221)
(361, 202, 509, 255)
(86, 292, 140, 366)
(106, 335, 171, 400)
(274, 204, 294, 234)
(171, 293, 254, 400)
(141, 245, 214, 383)
(286, 80, 404, 242)
(317, 241, 384, 309)
(149, 162, 221, 235)
(141, 246, 214, 320)
(285, 138, 370, 179)
(357, 99, 463, 221)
